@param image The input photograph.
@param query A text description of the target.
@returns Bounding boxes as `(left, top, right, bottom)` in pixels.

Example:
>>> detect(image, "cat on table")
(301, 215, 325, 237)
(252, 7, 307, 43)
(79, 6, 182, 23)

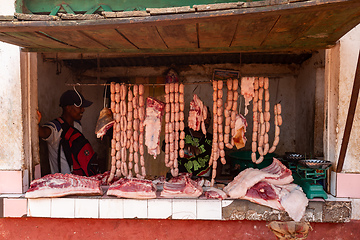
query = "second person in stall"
(38, 89, 98, 177)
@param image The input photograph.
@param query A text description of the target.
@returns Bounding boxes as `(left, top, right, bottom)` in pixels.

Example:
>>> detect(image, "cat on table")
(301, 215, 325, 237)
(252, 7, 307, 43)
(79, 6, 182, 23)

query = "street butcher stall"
(1, 0, 360, 239)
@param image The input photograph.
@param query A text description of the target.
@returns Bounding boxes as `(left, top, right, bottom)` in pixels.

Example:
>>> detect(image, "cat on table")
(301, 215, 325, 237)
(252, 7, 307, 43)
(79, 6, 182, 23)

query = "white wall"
(0, 1, 23, 170)
(336, 24, 360, 172)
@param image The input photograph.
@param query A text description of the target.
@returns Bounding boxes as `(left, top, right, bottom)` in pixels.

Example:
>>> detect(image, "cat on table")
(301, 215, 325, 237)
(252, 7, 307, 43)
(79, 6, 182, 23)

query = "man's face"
(67, 105, 85, 121)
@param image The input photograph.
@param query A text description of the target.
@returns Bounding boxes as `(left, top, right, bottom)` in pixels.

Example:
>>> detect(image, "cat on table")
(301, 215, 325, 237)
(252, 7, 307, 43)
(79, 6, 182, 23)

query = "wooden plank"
(4, 31, 78, 49)
(81, 29, 137, 49)
(0, 32, 41, 48)
(40, 30, 108, 49)
(58, 13, 104, 20)
(230, 15, 279, 47)
(336, 52, 360, 172)
(291, 5, 360, 49)
(156, 23, 197, 48)
(261, 11, 323, 47)
(15, 13, 59, 21)
(194, 2, 241, 11)
(118, 26, 167, 49)
(146, 6, 195, 15)
(102, 11, 150, 18)
(0, 16, 14, 21)
(198, 19, 238, 48)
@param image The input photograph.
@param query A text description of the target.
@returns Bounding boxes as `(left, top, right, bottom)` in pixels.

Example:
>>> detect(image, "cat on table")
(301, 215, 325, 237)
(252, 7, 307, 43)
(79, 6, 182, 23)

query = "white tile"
(51, 198, 75, 218)
(99, 198, 124, 219)
(330, 171, 337, 196)
(197, 199, 222, 220)
(148, 199, 172, 219)
(222, 199, 233, 207)
(352, 199, 360, 220)
(75, 198, 99, 218)
(27, 198, 51, 217)
(172, 199, 196, 219)
(123, 199, 148, 219)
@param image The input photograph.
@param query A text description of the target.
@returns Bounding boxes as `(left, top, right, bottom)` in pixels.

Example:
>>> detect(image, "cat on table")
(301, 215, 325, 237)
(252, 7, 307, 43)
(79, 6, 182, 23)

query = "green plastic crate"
(228, 150, 276, 174)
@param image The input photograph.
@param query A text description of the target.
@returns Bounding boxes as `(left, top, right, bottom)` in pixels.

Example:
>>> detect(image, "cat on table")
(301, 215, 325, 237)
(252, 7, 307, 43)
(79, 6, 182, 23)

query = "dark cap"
(59, 90, 93, 108)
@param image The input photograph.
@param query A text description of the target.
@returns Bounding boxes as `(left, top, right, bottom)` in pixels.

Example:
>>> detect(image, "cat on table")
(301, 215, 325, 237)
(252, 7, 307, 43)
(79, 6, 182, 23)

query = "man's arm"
(37, 110, 51, 139)
(39, 126, 51, 139)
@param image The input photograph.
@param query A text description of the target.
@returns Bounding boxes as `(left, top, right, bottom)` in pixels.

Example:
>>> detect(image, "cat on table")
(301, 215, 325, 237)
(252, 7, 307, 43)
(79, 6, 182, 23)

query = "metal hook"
(73, 84, 82, 107)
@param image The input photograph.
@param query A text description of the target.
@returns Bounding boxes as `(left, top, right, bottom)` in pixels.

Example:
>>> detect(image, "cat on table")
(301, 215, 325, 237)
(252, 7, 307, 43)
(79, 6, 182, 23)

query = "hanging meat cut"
(223, 158, 307, 221)
(240, 77, 255, 116)
(107, 178, 157, 199)
(25, 173, 103, 198)
(160, 173, 203, 198)
(188, 94, 207, 134)
(232, 114, 247, 149)
(95, 107, 115, 139)
(143, 97, 165, 158)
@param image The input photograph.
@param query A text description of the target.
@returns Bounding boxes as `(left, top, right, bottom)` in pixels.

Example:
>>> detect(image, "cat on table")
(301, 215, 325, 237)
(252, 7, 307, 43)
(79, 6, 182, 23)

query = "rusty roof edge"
(0, 0, 356, 31)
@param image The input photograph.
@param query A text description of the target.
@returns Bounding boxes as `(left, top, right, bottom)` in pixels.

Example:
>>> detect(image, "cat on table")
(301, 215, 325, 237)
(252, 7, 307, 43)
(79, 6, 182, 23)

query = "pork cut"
(240, 77, 255, 116)
(143, 97, 165, 158)
(204, 187, 228, 200)
(188, 94, 207, 134)
(223, 158, 293, 198)
(223, 158, 308, 221)
(95, 107, 115, 139)
(243, 182, 308, 222)
(90, 171, 119, 185)
(233, 114, 247, 149)
(160, 173, 203, 198)
(107, 177, 157, 199)
(25, 173, 103, 198)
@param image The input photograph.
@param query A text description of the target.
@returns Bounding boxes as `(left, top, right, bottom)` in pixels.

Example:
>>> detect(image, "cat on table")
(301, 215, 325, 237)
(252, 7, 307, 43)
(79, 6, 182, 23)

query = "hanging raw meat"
(95, 107, 115, 139)
(143, 97, 165, 159)
(232, 114, 247, 149)
(188, 94, 207, 134)
(240, 77, 255, 116)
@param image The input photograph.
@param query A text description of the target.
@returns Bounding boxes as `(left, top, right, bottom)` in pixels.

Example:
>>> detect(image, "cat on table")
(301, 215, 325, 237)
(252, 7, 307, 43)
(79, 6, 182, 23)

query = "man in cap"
(38, 89, 95, 175)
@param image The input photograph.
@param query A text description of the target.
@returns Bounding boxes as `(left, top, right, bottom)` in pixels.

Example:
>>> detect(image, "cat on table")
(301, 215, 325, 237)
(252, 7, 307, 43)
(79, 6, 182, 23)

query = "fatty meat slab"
(143, 97, 165, 159)
(107, 178, 157, 199)
(223, 158, 293, 198)
(25, 173, 103, 198)
(160, 173, 203, 198)
(223, 158, 308, 221)
(243, 182, 308, 222)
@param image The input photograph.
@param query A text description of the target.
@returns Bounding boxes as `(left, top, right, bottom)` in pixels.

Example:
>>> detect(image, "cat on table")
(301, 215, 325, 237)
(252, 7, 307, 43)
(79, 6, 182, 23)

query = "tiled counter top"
(0, 193, 353, 222)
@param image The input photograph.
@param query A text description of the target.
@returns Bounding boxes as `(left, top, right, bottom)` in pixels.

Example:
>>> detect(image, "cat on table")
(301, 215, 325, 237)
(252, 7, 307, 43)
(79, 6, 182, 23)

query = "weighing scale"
(286, 159, 331, 199)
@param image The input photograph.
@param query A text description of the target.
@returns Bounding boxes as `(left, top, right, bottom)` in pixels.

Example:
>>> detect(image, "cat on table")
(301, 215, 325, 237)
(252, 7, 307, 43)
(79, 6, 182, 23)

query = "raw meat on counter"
(95, 107, 115, 139)
(90, 171, 119, 185)
(243, 182, 308, 222)
(107, 178, 157, 199)
(223, 158, 308, 221)
(25, 173, 103, 198)
(204, 187, 227, 200)
(143, 97, 165, 158)
(160, 173, 203, 198)
(188, 94, 207, 134)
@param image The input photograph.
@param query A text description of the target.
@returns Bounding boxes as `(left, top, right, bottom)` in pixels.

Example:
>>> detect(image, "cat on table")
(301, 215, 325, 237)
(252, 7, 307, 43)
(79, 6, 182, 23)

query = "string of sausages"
(164, 82, 185, 177)
(108, 82, 146, 183)
(251, 77, 282, 163)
